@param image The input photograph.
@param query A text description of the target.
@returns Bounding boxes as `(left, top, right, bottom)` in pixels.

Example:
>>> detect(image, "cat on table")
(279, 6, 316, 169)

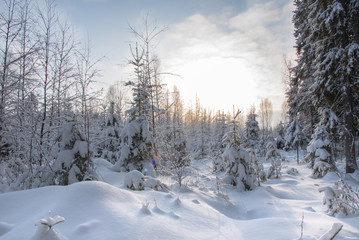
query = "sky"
(56, 0, 296, 119)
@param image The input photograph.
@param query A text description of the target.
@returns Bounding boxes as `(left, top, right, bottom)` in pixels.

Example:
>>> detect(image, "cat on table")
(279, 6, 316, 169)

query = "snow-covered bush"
(319, 177, 359, 216)
(286, 168, 299, 176)
(266, 139, 282, 179)
(144, 176, 166, 191)
(30, 211, 66, 240)
(222, 130, 255, 191)
(53, 121, 95, 185)
(124, 170, 145, 190)
(124, 170, 165, 191)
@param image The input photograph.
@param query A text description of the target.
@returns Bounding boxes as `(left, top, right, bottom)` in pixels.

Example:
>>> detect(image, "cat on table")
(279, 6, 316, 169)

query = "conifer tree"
(54, 121, 94, 185)
(292, 0, 359, 173)
(112, 43, 154, 172)
(98, 101, 121, 163)
(222, 111, 255, 191)
(244, 110, 260, 150)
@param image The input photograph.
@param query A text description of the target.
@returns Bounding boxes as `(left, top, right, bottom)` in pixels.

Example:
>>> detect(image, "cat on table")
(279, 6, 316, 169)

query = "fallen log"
(318, 223, 343, 240)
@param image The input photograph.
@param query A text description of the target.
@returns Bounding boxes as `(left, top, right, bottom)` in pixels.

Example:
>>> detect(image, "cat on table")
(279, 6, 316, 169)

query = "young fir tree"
(54, 121, 94, 185)
(222, 114, 255, 191)
(284, 119, 306, 164)
(275, 121, 286, 150)
(266, 137, 282, 179)
(306, 108, 337, 177)
(247, 148, 266, 186)
(98, 101, 121, 164)
(112, 43, 155, 172)
(244, 112, 260, 150)
(307, 125, 333, 178)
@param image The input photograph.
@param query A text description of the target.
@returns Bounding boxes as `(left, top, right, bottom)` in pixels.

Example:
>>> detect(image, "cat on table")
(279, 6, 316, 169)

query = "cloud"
(158, 1, 295, 114)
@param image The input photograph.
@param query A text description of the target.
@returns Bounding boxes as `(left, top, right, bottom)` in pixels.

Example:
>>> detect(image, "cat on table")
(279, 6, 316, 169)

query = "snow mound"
(0, 222, 12, 236)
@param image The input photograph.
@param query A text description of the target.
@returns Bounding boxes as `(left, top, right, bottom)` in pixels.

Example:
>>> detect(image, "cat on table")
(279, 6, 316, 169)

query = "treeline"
(0, 0, 101, 189)
(1, 0, 358, 192)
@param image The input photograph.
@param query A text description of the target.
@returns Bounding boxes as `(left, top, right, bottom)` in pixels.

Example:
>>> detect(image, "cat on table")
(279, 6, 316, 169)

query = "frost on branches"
(53, 121, 94, 185)
(222, 130, 255, 191)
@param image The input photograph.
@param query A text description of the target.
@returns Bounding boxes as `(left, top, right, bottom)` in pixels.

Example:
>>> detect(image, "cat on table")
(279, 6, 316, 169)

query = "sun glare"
(164, 55, 259, 113)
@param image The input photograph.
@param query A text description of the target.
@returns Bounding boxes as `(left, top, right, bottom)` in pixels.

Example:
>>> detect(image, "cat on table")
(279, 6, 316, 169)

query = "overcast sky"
(56, 0, 295, 116)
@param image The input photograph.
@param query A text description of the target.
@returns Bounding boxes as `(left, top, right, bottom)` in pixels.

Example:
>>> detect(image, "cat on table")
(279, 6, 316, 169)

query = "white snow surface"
(1, 152, 359, 240)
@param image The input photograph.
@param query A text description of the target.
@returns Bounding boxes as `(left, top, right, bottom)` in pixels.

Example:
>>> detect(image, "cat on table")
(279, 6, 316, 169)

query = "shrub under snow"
(30, 211, 66, 240)
(319, 177, 359, 216)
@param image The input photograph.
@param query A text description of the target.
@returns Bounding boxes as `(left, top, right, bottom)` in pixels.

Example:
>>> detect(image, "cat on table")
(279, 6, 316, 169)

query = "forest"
(0, 0, 358, 239)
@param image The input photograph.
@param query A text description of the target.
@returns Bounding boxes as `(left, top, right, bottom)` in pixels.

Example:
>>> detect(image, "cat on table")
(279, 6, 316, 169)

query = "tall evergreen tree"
(292, 0, 359, 172)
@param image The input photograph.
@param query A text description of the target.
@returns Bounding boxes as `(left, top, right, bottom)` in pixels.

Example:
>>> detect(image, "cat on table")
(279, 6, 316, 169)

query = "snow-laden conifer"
(306, 108, 337, 177)
(54, 121, 94, 185)
(244, 112, 259, 150)
(97, 102, 121, 164)
(265, 138, 282, 179)
(222, 118, 255, 191)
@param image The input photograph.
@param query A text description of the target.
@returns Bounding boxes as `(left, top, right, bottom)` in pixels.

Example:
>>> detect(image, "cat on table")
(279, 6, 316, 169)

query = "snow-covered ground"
(0, 151, 358, 240)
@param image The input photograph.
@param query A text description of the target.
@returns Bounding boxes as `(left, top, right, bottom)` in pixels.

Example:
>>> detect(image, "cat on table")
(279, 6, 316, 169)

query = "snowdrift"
(0, 155, 359, 239)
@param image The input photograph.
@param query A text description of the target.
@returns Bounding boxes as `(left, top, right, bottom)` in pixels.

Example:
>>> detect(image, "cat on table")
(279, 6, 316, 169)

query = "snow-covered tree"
(112, 42, 155, 172)
(161, 88, 190, 187)
(222, 122, 255, 191)
(265, 138, 282, 179)
(275, 121, 285, 149)
(306, 108, 337, 177)
(244, 111, 260, 149)
(54, 121, 94, 185)
(307, 125, 333, 178)
(247, 148, 266, 186)
(284, 119, 306, 163)
(213, 111, 228, 154)
(98, 101, 121, 163)
(292, 0, 359, 173)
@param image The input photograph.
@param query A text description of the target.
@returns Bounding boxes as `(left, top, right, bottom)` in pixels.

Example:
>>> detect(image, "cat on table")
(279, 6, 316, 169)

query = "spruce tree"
(244, 112, 260, 149)
(98, 101, 121, 164)
(292, 0, 359, 173)
(222, 114, 255, 191)
(54, 121, 94, 185)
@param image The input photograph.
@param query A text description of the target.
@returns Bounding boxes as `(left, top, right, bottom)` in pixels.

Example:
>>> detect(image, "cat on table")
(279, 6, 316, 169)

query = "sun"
(164, 55, 260, 113)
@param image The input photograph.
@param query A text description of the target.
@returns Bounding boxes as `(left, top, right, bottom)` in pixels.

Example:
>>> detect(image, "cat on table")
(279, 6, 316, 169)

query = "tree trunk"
(344, 89, 357, 173)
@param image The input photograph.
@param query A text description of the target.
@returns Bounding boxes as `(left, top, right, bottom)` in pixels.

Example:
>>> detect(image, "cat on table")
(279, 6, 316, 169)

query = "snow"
(1, 152, 359, 240)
